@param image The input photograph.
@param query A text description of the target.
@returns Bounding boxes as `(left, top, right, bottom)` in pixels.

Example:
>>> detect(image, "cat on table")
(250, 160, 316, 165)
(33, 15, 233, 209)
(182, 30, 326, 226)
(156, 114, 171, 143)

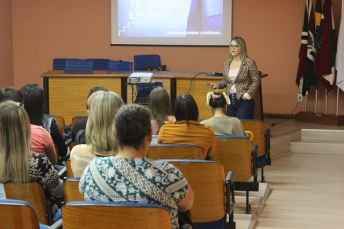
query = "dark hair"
(86, 86, 108, 109)
(0, 86, 24, 104)
(209, 89, 227, 114)
(115, 104, 152, 150)
(148, 87, 172, 130)
(173, 94, 198, 122)
(20, 83, 44, 126)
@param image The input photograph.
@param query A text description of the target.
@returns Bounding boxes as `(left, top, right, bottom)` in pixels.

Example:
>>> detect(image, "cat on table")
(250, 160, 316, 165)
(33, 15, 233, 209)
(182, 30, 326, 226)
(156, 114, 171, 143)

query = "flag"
(296, 0, 317, 96)
(313, 0, 336, 92)
(336, 2, 344, 91)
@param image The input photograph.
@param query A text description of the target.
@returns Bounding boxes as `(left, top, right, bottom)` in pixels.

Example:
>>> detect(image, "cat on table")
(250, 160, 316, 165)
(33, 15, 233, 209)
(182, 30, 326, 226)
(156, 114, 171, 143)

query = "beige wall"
(0, 0, 14, 87)
(10, 0, 343, 115)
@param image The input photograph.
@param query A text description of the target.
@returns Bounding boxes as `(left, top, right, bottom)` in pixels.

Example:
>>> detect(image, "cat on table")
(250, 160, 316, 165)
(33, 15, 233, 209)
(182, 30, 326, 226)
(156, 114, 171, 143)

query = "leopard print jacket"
(217, 57, 260, 100)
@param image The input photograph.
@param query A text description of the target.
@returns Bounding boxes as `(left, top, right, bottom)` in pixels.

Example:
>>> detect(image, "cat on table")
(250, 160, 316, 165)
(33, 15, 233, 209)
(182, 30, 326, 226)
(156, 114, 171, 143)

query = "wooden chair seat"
(62, 201, 172, 229)
(3, 182, 50, 225)
(0, 199, 47, 229)
(160, 159, 235, 229)
(66, 159, 74, 178)
(63, 178, 84, 203)
(212, 135, 258, 214)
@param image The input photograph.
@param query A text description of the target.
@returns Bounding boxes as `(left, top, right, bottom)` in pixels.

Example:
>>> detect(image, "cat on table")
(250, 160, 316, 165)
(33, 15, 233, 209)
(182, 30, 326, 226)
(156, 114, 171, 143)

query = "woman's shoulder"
(71, 144, 92, 156)
(30, 153, 51, 168)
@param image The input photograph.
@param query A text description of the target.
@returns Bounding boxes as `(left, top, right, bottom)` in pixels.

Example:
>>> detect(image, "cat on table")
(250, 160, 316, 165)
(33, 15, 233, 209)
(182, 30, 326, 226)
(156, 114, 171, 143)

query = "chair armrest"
(57, 166, 67, 180)
(225, 171, 235, 214)
(265, 128, 271, 165)
(205, 155, 213, 161)
(252, 145, 258, 183)
(49, 218, 63, 229)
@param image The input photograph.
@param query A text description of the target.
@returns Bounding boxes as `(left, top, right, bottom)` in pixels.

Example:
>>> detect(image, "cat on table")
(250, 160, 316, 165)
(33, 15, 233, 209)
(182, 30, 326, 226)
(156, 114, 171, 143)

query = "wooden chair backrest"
(0, 200, 41, 229)
(148, 144, 203, 160)
(162, 160, 226, 223)
(62, 202, 172, 229)
(66, 159, 74, 178)
(45, 114, 65, 134)
(213, 136, 253, 181)
(3, 182, 49, 225)
(242, 120, 266, 157)
(63, 179, 84, 203)
(72, 115, 88, 124)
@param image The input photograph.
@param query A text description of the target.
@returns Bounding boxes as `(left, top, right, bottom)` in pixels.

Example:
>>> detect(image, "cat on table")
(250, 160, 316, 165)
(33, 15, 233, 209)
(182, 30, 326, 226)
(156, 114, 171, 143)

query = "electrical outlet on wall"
(297, 94, 302, 102)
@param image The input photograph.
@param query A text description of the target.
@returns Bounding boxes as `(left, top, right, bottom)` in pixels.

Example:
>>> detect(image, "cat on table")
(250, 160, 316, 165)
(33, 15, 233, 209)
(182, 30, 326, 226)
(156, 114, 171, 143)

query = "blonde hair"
(0, 101, 32, 184)
(230, 36, 248, 62)
(86, 91, 124, 154)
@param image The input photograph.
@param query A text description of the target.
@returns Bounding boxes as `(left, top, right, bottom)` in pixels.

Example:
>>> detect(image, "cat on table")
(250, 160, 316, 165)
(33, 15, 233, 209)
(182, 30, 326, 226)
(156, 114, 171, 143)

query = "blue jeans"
(227, 93, 255, 119)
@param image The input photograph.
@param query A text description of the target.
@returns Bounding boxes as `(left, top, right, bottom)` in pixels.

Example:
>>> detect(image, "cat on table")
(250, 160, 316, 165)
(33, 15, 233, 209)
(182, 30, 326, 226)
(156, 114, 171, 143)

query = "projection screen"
(111, 0, 232, 46)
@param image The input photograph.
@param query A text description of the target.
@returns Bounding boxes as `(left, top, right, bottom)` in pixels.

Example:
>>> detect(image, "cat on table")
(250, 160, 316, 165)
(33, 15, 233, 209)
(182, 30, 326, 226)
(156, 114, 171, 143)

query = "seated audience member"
(80, 104, 194, 229)
(1, 85, 57, 164)
(71, 86, 108, 142)
(0, 101, 64, 200)
(200, 90, 246, 136)
(157, 93, 215, 159)
(0, 86, 24, 103)
(148, 87, 176, 134)
(21, 83, 66, 161)
(71, 91, 124, 177)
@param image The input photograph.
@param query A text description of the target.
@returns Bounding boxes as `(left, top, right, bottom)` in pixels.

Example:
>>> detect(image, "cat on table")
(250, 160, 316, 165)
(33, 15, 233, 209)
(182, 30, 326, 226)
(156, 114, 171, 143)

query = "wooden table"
(42, 70, 267, 124)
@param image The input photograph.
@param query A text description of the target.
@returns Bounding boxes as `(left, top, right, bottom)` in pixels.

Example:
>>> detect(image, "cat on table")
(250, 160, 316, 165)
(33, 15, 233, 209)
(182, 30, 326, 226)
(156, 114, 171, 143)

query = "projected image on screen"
(111, 0, 231, 46)
(118, 0, 223, 38)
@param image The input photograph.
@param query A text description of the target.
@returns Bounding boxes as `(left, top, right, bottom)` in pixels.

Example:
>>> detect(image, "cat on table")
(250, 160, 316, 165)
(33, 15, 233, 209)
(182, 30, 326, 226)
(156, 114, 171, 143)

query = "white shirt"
(228, 68, 240, 93)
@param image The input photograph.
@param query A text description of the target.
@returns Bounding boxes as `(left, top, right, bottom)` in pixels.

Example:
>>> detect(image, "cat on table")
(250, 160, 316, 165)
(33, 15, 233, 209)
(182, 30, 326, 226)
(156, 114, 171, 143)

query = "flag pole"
(315, 89, 318, 113)
(305, 95, 307, 112)
(325, 89, 328, 115)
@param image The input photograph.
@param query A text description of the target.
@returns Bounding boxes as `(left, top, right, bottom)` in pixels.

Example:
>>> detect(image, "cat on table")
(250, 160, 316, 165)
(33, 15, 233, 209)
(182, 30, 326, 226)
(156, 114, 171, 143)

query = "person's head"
(229, 36, 248, 61)
(86, 86, 108, 109)
(148, 87, 172, 129)
(0, 86, 24, 104)
(86, 91, 103, 113)
(173, 94, 199, 122)
(206, 89, 231, 115)
(115, 104, 152, 151)
(0, 101, 32, 184)
(86, 91, 124, 154)
(20, 83, 44, 126)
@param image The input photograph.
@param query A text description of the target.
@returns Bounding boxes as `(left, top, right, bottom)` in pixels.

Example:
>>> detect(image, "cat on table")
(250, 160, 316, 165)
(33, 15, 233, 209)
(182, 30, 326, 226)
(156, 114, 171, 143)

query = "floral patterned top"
(80, 157, 189, 229)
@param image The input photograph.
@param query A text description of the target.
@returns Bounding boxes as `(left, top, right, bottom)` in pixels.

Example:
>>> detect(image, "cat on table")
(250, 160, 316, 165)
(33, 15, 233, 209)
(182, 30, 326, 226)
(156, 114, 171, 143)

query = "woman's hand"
(206, 83, 217, 89)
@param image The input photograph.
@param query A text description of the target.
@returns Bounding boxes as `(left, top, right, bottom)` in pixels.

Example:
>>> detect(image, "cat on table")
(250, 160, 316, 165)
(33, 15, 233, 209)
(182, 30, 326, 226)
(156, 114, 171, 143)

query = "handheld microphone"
(212, 72, 223, 76)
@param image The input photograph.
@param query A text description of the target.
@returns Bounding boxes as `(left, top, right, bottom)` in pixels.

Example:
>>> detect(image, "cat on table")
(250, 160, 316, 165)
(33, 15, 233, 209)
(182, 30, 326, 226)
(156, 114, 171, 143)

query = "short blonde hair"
(0, 101, 32, 184)
(86, 91, 124, 154)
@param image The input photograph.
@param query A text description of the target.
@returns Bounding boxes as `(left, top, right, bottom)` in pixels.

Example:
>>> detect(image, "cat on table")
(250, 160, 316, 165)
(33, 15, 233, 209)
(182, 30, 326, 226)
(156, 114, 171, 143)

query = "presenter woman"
(207, 37, 260, 119)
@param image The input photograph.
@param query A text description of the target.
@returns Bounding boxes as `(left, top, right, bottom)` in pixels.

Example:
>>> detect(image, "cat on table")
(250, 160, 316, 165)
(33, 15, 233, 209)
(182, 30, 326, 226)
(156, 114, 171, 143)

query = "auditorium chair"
(241, 119, 271, 182)
(2, 182, 55, 225)
(107, 60, 133, 71)
(86, 59, 110, 70)
(212, 135, 258, 214)
(44, 114, 66, 135)
(63, 178, 84, 203)
(65, 59, 93, 71)
(53, 58, 78, 70)
(159, 159, 236, 229)
(62, 201, 172, 229)
(65, 159, 74, 178)
(133, 54, 161, 71)
(0, 199, 49, 229)
(148, 144, 204, 160)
